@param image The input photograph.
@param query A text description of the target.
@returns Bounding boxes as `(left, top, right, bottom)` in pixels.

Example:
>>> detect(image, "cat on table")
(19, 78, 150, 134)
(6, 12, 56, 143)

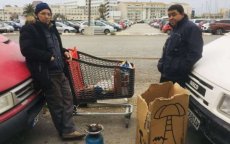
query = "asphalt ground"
(3, 24, 221, 144)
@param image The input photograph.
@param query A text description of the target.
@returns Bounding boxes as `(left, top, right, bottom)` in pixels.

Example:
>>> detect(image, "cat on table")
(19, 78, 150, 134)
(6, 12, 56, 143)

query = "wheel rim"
(104, 30, 109, 34)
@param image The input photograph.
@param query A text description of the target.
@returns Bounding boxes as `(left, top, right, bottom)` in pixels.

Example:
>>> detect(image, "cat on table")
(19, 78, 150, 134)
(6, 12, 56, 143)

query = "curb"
(1, 32, 18, 35)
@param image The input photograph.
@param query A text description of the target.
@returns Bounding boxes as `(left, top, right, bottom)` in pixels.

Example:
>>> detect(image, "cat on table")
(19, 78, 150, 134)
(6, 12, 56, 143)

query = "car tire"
(81, 29, 84, 35)
(104, 29, 110, 35)
(64, 29, 70, 33)
(216, 29, 223, 35)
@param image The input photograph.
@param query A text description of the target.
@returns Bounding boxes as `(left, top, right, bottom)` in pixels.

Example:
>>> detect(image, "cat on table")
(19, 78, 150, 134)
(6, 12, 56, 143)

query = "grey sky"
(0, 0, 230, 14)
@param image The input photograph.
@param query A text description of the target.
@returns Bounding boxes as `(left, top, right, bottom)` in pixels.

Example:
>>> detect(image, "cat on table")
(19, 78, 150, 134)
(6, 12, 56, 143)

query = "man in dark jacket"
(157, 4, 203, 87)
(19, 3, 85, 140)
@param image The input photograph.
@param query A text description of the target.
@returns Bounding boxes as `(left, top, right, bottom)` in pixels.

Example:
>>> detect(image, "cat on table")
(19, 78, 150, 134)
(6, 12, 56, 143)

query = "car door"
(55, 22, 64, 33)
(226, 20, 230, 32)
(95, 21, 105, 33)
(0, 23, 5, 33)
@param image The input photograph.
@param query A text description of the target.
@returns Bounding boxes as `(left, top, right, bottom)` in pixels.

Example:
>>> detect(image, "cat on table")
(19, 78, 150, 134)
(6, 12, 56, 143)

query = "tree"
(23, 4, 35, 16)
(98, 4, 106, 20)
(10, 13, 19, 20)
(53, 13, 66, 21)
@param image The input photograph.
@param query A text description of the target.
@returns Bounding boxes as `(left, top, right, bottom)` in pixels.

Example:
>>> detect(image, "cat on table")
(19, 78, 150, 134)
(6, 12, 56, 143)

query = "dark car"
(61, 21, 80, 33)
(209, 19, 230, 35)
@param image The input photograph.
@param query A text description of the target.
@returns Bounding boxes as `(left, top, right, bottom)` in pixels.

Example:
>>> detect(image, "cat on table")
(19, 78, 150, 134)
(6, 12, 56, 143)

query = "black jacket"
(19, 21, 68, 90)
(157, 16, 203, 82)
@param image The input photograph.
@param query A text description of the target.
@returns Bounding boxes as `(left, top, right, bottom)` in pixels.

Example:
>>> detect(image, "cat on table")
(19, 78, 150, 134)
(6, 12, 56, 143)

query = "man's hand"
(64, 51, 72, 61)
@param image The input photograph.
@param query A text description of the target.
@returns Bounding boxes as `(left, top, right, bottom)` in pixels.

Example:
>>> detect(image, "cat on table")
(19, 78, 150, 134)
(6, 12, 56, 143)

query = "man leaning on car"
(157, 4, 203, 87)
(19, 2, 85, 140)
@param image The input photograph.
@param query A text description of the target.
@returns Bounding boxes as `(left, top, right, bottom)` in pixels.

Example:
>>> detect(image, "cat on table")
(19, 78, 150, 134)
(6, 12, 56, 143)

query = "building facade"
(0, 5, 23, 21)
(0, 1, 197, 22)
(105, 0, 121, 21)
(118, 2, 168, 22)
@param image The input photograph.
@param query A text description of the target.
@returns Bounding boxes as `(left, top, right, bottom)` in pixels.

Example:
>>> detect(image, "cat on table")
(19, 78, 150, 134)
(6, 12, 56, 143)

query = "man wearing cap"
(19, 2, 85, 140)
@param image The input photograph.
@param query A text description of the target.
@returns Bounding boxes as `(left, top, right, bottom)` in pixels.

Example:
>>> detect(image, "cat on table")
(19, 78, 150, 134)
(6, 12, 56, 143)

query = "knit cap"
(35, 2, 52, 15)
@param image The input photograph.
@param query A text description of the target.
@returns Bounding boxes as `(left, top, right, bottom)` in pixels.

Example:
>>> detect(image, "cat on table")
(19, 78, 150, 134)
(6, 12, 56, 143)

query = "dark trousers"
(44, 73, 76, 135)
(160, 75, 187, 87)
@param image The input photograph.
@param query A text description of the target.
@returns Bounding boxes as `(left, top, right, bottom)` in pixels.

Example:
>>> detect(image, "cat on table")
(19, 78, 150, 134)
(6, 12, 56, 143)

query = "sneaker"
(62, 131, 85, 140)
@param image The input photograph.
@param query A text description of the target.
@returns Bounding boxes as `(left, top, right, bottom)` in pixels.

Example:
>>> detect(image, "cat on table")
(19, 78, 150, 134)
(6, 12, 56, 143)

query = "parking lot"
(4, 23, 221, 144)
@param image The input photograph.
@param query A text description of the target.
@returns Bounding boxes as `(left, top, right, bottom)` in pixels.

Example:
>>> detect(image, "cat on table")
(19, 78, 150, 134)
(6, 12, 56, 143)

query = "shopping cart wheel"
(124, 114, 131, 128)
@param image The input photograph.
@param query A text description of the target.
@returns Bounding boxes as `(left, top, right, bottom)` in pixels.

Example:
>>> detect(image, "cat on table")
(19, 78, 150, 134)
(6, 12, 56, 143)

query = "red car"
(0, 34, 44, 143)
(162, 23, 172, 34)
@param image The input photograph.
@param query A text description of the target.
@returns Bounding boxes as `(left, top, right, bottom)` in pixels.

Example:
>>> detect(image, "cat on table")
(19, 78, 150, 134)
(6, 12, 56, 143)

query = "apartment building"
(0, 5, 23, 21)
(105, 0, 121, 21)
(49, 4, 87, 20)
(0, 1, 194, 22)
(118, 2, 168, 22)
(85, 0, 105, 20)
(220, 8, 230, 18)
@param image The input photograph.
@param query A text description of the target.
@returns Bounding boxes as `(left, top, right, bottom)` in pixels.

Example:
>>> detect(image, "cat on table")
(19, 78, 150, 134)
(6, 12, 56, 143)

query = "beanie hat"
(35, 3, 52, 15)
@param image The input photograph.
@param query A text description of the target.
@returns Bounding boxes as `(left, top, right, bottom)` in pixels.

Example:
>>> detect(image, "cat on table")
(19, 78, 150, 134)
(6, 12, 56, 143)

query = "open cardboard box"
(136, 82, 189, 144)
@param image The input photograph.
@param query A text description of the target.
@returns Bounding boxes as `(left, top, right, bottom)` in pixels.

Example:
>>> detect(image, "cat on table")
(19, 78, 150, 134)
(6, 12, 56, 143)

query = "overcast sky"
(0, 0, 230, 14)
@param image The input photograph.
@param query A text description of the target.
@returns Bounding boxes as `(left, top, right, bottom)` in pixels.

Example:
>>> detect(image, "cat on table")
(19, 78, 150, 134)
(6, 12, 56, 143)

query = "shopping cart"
(67, 49, 135, 127)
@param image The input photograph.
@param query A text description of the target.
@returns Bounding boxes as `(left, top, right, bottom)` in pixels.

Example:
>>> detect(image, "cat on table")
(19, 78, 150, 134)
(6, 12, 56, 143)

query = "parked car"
(186, 34, 230, 144)
(0, 22, 14, 33)
(119, 21, 127, 29)
(151, 19, 161, 28)
(60, 21, 80, 33)
(100, 20, 122, 31)
(0, 34, 45, 143)
(209, 19, 230, 35)
(200, 20, 213, 32)
(55, 22, 77, 33)
(159, 18, 168, 30)
(161, 22, 172, 34)
(79, 20, 115, 35)
(4, 21, 22, 31)
(190, 19, 206, 26)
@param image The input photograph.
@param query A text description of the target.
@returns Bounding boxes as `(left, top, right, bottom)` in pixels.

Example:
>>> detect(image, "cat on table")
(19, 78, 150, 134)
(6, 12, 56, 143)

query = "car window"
(83, 22, 88, 25)
(95, 22, 105, 26)
(195, 20, 203, 23)
(56, 23, 61, 27)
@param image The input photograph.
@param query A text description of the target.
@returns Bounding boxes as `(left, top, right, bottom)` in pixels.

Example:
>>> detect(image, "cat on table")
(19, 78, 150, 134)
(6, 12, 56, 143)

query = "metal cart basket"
(67, 49, 135, 127)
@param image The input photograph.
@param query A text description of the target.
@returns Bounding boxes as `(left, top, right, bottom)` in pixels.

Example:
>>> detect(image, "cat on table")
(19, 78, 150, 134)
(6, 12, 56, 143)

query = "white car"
(186, 34, 230, 144)
(201, 22, 211, 32)
(190, 19, 206, 26)
(0, 22, 14, 33)
(55, 22, 76, 33)
(79, 20, 115, 35)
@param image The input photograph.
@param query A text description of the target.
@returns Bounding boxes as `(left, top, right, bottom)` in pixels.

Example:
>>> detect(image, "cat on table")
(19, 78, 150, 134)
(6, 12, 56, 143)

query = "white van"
(186, 34, 230, 144)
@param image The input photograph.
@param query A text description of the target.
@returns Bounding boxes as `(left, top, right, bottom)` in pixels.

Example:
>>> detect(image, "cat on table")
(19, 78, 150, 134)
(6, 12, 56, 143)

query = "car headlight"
(219, 94, 230, 117)
(0, 92, 14, 114)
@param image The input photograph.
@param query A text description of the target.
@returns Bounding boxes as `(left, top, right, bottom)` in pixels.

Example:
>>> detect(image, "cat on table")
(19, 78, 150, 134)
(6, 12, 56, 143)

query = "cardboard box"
(136, 82, 189, 144)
